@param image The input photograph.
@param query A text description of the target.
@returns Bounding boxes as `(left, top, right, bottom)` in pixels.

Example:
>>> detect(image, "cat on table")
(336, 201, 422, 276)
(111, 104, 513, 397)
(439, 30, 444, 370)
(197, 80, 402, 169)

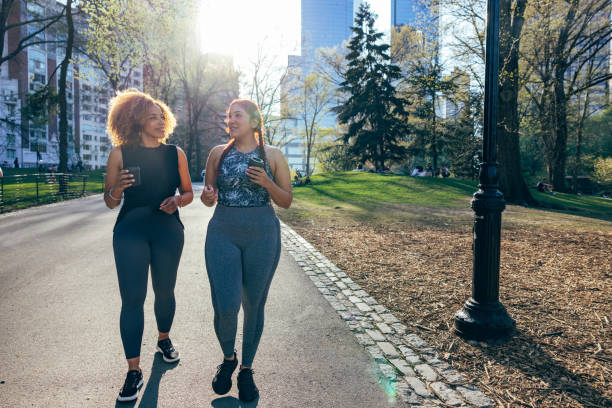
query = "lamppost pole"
(454, 0, 515, 341)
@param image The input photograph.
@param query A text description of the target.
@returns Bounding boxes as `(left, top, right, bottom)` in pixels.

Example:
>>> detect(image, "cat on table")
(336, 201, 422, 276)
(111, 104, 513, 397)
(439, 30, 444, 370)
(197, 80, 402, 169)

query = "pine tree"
(334, 3, 408, 170)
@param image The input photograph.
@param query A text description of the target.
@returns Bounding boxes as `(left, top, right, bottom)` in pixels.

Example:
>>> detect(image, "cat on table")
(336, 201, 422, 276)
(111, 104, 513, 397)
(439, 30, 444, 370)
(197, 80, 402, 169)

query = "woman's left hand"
(246, 166, 271, 188)
(159, 195, 180, 214)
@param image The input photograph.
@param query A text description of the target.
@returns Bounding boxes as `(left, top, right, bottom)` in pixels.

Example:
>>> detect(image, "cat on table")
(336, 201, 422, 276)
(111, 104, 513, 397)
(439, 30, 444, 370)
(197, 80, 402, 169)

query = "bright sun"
(198, 0, 299, 68)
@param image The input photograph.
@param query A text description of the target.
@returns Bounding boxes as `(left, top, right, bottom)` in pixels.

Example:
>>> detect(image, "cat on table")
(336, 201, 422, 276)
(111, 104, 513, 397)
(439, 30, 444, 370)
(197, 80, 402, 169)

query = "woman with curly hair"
(104, 89, 193, 402)
(201, 99, 292, 402)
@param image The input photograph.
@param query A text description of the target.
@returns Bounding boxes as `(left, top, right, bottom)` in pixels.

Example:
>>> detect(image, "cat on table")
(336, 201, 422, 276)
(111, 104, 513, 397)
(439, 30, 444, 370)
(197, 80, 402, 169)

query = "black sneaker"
(116, 369, 143, 402)
(156, 338, 180, 363)
(212, 352, 238, 395)
(237, 367, 259, 402)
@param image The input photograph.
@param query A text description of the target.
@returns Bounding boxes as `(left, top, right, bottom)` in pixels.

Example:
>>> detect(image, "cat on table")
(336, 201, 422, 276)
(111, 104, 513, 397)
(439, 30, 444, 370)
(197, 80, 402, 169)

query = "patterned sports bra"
(216, 145, 274, 207)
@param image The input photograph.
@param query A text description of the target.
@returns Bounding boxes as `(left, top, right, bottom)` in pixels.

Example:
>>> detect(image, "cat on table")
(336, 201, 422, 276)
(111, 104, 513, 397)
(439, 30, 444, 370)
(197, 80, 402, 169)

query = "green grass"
(294, 172, 477, 208)
(0, 173, 104, 213)
(292, 172, 612, 221)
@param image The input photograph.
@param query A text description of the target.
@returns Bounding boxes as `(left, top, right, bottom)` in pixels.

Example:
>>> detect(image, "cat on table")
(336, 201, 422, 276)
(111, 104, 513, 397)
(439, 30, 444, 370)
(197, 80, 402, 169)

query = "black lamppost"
(454, 0, 515, 341)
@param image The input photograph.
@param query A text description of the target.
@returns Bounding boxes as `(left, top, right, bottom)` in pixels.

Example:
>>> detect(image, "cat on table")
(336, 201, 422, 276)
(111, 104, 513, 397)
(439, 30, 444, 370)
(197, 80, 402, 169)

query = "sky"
(198, 0, 390, 71)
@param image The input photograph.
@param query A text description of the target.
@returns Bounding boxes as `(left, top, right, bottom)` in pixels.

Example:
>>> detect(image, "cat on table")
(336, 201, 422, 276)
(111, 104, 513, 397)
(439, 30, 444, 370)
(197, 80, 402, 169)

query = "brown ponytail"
(216, 99, 267, 178)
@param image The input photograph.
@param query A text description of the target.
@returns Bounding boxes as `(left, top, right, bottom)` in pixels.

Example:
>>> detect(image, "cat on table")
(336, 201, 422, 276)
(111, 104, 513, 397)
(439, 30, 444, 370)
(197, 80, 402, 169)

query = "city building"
(280, 0, 358, 173)
(0, 0, 141, 170)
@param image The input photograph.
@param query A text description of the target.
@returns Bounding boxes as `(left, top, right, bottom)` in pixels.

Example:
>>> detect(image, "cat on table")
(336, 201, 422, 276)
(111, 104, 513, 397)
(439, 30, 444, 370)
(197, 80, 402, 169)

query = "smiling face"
(227, 103, 258, 140)
(140, 104, 166, 143)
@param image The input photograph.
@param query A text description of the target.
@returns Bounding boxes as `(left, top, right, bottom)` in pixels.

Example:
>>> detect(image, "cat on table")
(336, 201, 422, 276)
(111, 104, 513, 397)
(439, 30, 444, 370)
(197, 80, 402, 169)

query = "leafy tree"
(243, 41, 293, 149)
(521, 0, 612, 191)
(334, 3, 408, 170)
(78, 0, 149, 91)
(445, 0, 535, 203)
(286, 72, 336, 175)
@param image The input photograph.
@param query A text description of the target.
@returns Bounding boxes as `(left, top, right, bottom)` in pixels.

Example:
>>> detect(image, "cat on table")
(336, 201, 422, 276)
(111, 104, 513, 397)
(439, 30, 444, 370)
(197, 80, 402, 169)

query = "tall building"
(391, 0, 430, 28)
(279, 0, 358, 174)
(301, 0, 355, 58)
(0, 0, 141, 170)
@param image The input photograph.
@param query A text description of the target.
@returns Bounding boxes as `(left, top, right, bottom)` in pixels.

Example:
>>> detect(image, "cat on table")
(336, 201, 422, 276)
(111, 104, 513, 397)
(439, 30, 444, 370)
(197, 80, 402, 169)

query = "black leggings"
(113, 207, 184, 359)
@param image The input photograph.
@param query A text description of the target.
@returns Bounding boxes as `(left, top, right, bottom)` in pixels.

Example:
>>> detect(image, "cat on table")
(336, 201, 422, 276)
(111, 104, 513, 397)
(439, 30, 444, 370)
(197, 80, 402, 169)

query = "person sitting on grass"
(536, 178, 555, 194)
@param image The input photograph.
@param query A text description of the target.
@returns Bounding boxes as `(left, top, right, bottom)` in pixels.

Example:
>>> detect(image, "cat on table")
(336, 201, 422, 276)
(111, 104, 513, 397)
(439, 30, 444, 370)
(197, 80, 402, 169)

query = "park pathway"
(0, 185, 492, 407)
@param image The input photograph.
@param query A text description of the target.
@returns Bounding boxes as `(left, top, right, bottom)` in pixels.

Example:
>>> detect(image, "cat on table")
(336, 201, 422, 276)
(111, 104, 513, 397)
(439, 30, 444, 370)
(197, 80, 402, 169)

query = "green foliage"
(317, 142, 358, 173)
(334, 3, 408, 170)
(444, 93, 480, 179)
(20, 86, 59, 125)
(79, 0, 150, 90)
(592, 157, 612, 190)
(583, 106, 612, 158)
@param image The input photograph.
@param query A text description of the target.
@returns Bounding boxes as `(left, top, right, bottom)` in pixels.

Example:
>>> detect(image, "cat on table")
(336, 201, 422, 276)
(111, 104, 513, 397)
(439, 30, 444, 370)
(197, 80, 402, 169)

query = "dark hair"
(216, 99, 266, 177)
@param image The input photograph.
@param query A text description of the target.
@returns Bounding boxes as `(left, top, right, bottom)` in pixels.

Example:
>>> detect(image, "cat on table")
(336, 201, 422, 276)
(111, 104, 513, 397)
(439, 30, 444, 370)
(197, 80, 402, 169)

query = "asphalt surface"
(0, 185, 394, 407)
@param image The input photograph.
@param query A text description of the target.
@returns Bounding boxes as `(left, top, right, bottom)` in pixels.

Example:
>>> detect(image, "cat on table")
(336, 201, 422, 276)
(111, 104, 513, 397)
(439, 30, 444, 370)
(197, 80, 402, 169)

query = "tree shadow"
(479, 329, 611, 407)
(114, 353, 179, 408)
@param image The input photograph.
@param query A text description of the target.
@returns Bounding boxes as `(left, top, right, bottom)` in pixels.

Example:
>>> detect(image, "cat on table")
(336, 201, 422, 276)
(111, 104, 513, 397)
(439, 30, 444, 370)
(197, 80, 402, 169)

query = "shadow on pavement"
(115, 353, 179, 408)
(211, 395, 259, 407)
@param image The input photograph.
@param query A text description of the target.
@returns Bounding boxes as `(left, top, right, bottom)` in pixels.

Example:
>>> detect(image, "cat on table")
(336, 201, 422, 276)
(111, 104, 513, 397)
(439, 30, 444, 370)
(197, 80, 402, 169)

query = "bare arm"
(201, 145, 224, 207)
(246, 146, 293, 209)
(104, 147, 134, 209)
(159, 146, 194, 213)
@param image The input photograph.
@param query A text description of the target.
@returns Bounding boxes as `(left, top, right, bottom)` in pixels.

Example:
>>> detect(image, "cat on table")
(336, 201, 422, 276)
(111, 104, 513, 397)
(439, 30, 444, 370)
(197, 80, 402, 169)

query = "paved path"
(0, 185, 493, 407)
(0, 187, 392, 407)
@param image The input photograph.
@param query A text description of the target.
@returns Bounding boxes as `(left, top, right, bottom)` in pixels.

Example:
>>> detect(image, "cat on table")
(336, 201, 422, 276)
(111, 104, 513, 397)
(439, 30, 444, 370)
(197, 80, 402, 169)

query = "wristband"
(107, 188, 121, 201)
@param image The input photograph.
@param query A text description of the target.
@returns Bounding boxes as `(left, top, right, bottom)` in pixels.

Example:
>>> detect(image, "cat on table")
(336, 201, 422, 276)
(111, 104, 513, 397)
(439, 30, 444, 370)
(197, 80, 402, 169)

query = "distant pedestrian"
(104, 89, 193, 403)
(13, 157, 19, 168)
(536, 178, 554, 194)
(201, 99, 292, 402)
(0, 166, 3, 178)
(77, 159, 83, 172)
(425, 165, 433, 177)
(441, 166, 450, 178)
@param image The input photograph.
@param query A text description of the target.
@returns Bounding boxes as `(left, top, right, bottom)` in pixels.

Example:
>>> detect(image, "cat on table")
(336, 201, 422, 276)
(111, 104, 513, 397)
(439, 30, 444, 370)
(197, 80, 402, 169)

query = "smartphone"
(126, 166, 141, 187)
(248, 157, 265, 169)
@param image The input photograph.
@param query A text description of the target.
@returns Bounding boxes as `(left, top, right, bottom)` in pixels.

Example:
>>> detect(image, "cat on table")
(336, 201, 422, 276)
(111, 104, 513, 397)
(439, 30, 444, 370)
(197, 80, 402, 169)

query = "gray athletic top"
(217, 145, 273, 207)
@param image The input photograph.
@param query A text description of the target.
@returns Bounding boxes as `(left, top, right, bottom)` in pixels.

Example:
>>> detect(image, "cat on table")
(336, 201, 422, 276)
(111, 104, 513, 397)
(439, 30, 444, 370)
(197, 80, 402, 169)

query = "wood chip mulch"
(280, 210, 611, 408)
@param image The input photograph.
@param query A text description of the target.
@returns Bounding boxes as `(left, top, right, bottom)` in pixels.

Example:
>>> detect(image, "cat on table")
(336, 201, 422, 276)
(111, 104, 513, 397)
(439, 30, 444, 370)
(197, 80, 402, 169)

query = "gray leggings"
(205, 205, 281, 367)
(113, 207, 184, 359)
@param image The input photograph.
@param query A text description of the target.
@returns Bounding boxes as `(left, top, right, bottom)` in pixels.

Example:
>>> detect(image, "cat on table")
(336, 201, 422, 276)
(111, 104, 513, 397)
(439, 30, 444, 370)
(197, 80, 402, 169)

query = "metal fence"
(0, 173, 96, 213)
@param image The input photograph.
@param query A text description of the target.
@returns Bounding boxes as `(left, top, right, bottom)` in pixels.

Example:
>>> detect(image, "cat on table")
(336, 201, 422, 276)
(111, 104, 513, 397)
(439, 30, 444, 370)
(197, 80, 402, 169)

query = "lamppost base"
(455, 297, 515, 341)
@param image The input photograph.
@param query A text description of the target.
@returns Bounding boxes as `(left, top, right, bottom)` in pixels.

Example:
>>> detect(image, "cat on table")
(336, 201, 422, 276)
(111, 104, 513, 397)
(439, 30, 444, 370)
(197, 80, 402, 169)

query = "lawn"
(278, 172, 611, 408)
(0, 171, 105, 212)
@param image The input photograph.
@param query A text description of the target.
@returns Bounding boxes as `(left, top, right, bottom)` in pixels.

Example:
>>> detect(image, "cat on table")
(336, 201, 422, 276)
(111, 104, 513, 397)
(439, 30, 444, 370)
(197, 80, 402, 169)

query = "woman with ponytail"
(200, 99, 292, 402)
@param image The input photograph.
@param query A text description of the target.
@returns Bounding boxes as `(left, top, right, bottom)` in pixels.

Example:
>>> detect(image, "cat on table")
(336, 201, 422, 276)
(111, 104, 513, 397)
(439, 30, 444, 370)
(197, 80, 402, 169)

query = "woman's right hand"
(113, 169, 135, 195)
(200, 185, 218, 206)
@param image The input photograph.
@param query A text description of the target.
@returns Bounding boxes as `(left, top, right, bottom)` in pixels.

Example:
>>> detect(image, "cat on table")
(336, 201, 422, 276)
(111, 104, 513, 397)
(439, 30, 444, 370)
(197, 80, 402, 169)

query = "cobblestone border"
(281, 222, 493, 408)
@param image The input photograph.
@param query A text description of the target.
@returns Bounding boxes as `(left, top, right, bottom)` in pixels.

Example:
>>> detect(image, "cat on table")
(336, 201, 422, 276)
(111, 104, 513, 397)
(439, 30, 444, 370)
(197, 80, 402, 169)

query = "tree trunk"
(431, 91, 438, 170)
(551, 71, 569, 192)
(496, 0, 535, 205)
(573, 90, 589, 193)
(58, 0, 74, 194)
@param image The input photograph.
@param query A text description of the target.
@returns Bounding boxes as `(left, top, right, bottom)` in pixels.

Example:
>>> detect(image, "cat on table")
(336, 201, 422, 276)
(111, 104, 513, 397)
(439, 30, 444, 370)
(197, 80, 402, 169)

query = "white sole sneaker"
(156, 345, 180, 363)
(116, 378, 143, 402)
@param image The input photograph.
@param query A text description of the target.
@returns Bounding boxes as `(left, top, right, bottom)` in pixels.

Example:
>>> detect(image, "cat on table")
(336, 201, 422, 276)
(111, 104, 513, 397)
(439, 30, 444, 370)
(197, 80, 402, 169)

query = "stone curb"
(280, 222, 494, 408)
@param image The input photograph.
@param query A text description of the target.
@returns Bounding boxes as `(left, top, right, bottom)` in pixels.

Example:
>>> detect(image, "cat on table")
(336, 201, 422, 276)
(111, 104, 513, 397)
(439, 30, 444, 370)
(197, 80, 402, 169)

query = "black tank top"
(115, 143, 182, 227)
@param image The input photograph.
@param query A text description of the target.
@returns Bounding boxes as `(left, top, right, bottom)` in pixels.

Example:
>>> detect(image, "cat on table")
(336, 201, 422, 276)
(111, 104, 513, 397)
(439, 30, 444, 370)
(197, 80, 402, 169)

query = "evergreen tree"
(333, 3, 408, 170)
(445, 93, 481, 179)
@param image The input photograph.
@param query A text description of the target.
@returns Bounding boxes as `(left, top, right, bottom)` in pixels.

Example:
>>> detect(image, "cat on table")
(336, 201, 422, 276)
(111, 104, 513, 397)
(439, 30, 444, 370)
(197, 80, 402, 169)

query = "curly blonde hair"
(106, 88, 176, 146)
